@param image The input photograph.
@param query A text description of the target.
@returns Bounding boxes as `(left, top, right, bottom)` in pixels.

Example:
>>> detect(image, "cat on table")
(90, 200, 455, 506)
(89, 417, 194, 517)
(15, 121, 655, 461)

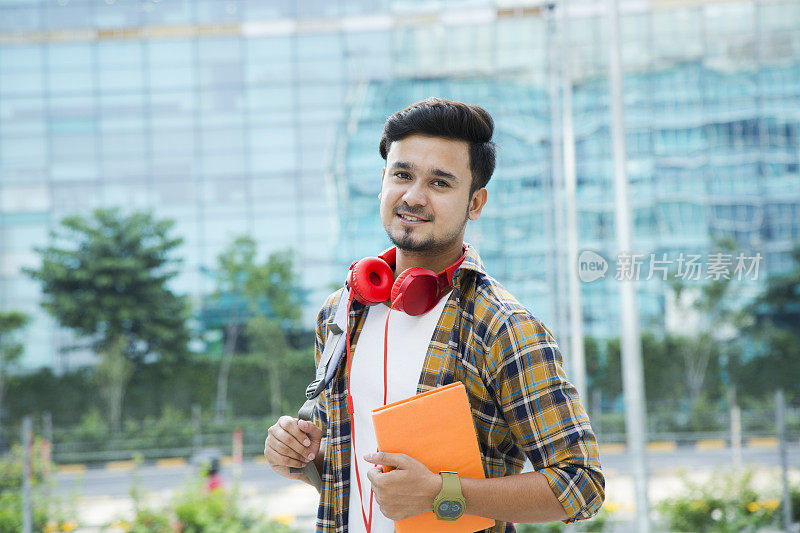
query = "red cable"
(346, 292, 373, 533)
(348, 292, 403, 532)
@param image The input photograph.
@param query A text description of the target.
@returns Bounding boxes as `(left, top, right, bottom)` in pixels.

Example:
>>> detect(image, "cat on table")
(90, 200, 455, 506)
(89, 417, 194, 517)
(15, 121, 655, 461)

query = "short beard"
(385, 206, 469, 253)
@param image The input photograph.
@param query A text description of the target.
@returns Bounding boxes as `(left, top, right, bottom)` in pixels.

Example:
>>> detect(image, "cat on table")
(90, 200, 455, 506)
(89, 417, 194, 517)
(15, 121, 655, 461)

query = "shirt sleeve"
(487, 312, 605, 523)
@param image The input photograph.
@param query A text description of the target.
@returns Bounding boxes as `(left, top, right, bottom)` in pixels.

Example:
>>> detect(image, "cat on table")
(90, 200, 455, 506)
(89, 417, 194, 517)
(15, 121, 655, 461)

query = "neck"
(394, 240, 465, 276)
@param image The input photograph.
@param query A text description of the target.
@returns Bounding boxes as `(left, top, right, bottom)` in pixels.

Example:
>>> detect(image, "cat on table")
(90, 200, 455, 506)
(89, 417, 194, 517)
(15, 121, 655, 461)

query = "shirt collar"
(452, 241, 487, 283)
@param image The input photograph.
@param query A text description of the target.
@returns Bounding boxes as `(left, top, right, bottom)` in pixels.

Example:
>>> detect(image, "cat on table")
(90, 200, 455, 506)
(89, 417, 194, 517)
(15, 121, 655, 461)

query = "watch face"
(437, 500, 463, 518)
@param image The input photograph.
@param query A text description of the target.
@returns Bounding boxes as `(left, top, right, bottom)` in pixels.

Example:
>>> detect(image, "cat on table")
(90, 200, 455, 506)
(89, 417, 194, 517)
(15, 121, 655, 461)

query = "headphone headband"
(376, 244, 467, 288)
(347, 244, 467, 316)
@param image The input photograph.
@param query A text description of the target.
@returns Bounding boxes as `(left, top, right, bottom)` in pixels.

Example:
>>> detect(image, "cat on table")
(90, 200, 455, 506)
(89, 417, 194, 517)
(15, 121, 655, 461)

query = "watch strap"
(440, 471, 461, 496)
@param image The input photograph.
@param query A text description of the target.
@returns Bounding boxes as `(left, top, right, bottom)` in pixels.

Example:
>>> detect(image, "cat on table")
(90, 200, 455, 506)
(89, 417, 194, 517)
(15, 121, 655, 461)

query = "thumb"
(363, 452, 405, 469)
(298, 419, 323, 442)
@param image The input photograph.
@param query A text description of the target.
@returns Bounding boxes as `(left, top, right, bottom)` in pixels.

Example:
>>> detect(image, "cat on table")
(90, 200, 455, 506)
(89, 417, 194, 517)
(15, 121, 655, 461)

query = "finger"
(366, 467, 382, 486)
(279, 416, 315, 448)
(268, 422, 316, 461)
(297, 419, 323, 441)
(265, 447, 307, 470)
(268, 434, 312, 463)
(364, 452, 405, 469)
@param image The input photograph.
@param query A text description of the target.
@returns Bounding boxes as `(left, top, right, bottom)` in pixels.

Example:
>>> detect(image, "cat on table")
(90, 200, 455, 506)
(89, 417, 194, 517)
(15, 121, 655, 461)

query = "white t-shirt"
(347, 291, 453, 533)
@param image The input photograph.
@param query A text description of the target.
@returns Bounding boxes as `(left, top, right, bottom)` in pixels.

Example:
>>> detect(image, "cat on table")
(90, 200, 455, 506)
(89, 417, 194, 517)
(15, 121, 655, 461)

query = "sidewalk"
(72, 466, 800, 532)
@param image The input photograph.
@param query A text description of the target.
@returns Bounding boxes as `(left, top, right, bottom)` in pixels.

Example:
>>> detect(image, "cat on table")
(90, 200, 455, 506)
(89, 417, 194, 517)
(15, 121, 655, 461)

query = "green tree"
(25, 208, 190, 433)
(665, 237, 740, 408)
(202, 235, 301, 421)
(0, 311, 29, 426)
(738, 246, 800, 398)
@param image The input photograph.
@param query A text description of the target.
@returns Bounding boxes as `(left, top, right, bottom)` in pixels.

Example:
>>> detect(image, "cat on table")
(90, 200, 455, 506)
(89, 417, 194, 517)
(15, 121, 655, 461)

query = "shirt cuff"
(538, 465, 605, 523)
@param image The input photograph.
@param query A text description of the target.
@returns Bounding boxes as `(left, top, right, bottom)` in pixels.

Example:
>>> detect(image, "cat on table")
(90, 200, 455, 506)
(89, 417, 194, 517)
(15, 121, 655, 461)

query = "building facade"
(0, 0, 798, 369)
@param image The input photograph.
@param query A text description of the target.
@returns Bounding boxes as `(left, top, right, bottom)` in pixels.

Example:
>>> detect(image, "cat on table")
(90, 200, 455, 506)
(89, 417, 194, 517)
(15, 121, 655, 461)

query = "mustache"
(393, 204, 433, 220)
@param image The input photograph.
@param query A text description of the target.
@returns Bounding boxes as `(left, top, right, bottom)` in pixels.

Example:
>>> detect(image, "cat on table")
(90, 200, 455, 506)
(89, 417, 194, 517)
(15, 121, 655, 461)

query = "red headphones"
(347, 245, 467, 316)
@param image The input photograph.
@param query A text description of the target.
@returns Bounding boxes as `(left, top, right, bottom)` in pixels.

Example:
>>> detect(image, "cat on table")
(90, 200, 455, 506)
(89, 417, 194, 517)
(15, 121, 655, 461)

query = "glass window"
(196, 0, 242, 24)
(98, 68, 146, 92)
(0, 184, 51, 214)
(143, 1, 193, 26)
(198, 62, 244, 89)
(47, 43, 92, 69)
(150, 130, 196, 156)
(49, 69, 94, 94)
(197, 37, 242, 62)
(43, 4, 91, 30)
(0, 45, 44, 72)
(102, 182, 154, 208)
(0, 72, 44, 96)
(0, 6, 41, 32)
(101, 131, 147, 157)
(147, 39, 194, 66)
(199, 153, 246, 175)
(149, 66, 196, 90)
(93, 0, 142, 29)
(0, 137, 47, 163)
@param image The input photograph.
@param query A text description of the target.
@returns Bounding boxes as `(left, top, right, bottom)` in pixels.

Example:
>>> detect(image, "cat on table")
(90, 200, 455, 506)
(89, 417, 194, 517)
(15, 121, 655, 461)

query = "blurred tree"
(243, 315, 309, 415)
(664, 237, 740, 409)
(201, 236, 301, 421)
(0, 311, 29, 427)
(25, 208, 190, 433)
(738, 246, 800, 398)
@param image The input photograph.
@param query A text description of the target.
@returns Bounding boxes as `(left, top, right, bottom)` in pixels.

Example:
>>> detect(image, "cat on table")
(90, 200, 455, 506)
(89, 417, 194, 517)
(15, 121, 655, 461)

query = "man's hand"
(364, 452, 441, 521)
(265, 416, 323, 484)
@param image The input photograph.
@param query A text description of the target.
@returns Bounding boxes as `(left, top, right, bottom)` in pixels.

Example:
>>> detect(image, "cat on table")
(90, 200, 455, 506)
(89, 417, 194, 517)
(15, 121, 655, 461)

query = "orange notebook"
(371, 382, 496, 533)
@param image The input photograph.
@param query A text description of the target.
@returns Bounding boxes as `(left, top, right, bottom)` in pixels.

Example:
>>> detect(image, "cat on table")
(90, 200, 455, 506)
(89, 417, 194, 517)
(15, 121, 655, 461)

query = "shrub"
(119, 472, 298, 533)
(656, 468, 782, 532)
(0, 443, 76, 533)
(516, 504, 613, 532)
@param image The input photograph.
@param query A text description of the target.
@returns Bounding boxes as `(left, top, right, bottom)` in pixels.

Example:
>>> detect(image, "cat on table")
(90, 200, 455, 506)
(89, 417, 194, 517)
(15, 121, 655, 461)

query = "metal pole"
(559, 0, 587, 402)
(776, 390, 793, 532)
(192, 403, 202, 455)
(42, 411, 53, 444)
(22, 416, 33, 533)
(606, 0, 650, 529)
(546, 2, 570, 352)
(729, 388, 742, 467)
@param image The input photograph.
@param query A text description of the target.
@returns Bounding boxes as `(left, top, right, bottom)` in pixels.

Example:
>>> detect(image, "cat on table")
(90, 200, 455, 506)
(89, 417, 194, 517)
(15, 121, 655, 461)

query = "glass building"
(0, 0, 798, 370)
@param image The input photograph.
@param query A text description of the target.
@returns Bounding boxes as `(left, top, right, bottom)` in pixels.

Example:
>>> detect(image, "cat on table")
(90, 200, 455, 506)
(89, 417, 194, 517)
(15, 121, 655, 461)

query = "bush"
(118, 472, 298, 533)
(656, 468, 782, 532)
(0, 443, 77, 533)
(516, 504, 613, 533)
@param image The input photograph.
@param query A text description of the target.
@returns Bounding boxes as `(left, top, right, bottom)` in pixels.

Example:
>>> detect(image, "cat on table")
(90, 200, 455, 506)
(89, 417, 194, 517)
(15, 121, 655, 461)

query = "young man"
(265, 98, 604, 532)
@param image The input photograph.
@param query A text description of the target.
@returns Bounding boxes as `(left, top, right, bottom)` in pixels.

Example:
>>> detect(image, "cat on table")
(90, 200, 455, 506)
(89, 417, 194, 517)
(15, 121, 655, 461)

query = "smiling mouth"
(397, 213, 429, 223)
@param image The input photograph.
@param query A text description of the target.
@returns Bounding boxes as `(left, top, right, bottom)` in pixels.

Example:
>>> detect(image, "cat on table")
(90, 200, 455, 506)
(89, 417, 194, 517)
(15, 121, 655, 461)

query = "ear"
(468, 188, 488, 221)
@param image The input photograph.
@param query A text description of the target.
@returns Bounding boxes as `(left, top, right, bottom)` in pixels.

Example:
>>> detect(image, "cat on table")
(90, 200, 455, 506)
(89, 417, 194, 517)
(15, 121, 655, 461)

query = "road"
(55, 445, 800, 498)
(53, 445, 799, 532)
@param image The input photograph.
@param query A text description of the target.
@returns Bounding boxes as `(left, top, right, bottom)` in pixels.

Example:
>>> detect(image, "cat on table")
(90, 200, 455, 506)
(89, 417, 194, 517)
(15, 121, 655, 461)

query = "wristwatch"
(433, 471, 466, 521)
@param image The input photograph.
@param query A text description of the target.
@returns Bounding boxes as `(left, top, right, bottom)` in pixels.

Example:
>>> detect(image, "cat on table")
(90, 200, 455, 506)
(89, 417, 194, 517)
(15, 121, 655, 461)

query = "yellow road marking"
(647, 441, 677, 452)
(695, 439, 726, 451)
(155, 457, 187, 468)
(105, 460, 136, 471)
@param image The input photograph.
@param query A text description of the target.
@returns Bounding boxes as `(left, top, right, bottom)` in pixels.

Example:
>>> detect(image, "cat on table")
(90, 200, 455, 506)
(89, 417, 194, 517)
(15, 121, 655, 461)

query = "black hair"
(379, 97, 496, 194)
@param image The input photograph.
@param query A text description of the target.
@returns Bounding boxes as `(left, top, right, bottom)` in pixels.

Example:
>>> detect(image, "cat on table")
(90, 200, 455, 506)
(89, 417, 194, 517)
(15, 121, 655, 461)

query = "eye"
(433, 179, 450, 188)
(395, 171, 411, 180)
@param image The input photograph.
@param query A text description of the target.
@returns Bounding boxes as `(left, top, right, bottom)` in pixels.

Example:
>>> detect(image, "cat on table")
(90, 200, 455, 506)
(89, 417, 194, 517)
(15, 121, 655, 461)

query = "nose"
(401, 180, 427, 207)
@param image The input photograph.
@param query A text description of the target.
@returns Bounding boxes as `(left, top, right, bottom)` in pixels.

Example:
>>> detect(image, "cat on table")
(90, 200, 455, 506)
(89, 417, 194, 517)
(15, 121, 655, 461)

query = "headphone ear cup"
(349, 257, 394, 306)
(391, 268, 440, 316)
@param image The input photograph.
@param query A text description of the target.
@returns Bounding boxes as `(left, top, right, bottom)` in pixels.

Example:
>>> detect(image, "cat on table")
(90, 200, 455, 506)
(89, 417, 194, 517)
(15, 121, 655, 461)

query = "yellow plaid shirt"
(311, 244, 604, 532)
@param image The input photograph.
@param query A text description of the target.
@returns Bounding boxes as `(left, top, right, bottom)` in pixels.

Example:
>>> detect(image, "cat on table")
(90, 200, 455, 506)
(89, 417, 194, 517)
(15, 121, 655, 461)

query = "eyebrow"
(390, 161, 460, 183)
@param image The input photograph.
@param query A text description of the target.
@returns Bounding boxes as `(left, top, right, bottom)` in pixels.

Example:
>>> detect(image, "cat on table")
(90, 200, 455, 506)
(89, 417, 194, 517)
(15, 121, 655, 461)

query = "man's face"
(380, 134, 486, 253)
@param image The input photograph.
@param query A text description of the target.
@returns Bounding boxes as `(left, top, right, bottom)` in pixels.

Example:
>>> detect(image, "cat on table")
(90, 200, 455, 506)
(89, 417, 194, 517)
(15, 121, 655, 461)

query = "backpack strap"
(290, 287, 351, 490)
